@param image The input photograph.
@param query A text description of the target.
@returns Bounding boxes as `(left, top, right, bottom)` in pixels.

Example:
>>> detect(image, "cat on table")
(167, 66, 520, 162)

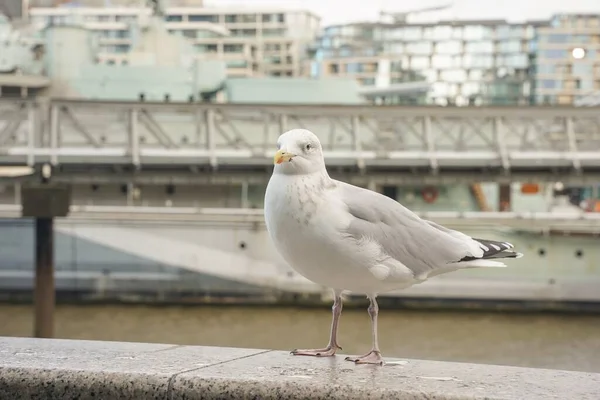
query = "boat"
(0, 3, 599, 311)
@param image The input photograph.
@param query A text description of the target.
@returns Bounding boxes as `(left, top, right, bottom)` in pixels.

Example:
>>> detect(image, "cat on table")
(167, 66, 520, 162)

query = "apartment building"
(311, 19, 546, 106)
(28, 4, 320, 77)
(535, 14, 600, 105)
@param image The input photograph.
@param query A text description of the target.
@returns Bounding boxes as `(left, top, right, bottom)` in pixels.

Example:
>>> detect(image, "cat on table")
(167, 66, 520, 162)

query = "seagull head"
(273, 129, 326, 175)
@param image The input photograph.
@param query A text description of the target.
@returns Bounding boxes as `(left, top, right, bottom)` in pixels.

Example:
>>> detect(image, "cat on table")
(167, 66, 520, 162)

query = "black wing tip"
(460, 238, 523, 262)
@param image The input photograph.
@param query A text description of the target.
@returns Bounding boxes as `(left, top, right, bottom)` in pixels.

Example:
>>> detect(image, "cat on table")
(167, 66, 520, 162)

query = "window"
(410, 56, 429, 69)
(544, 49, 567, 59)
(189, 15, 218, 23)
(573, 64, 593, 75)
(465, 41, 494, 53)
(541, 79, 560, 89)
(238, 14, 257, 23)
(536, 64, 555, 74)
(405, 41, 433, 55)
(436, 41, 462, 54)
(224, 44, 244, 53)
(547, 34, 569, 43)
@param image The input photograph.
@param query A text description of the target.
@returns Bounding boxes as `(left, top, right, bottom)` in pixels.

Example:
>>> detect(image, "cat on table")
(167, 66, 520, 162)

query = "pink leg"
(291, 289, 343, 357)
(345, 295, 385, 365)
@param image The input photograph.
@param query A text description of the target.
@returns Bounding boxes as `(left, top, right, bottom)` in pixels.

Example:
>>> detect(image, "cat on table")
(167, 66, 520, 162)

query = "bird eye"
(305, 144, 312, 151)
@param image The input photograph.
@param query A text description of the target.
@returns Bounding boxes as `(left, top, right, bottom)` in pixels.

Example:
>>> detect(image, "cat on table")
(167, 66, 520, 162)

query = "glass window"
(431, 55, 452, 68)
(432, 82, 450, 96)
(237, 14, 257, 23)
(166, 15, 182, 22)
(573, 64, 593, 75)
(572, 34, 591, 44)
(402, 27, 422, 40)
(339, 46, 352, 57)
(502, 54, 528, 68)
(496, 25, 510, 39)
(463, 55, 494, 68)
(463, 25, 491, 40)
(436, 41, 462, 54)
(543, 49, 567, 58)
(384, 43, 404, 54)
(224, 44, 244, 53)
(226, 60, 248, 68)
(180, 30, 196, 38)
(465, 41, 494, 53)
(346, 63, 361, 73)
(469, 69, 483, 80)
(360, 78, 375, 86)
(463, 82, 481, 95)
(510, 26, 524, 38)
(422, 27, 433, 39)
(432, 26, 452, 40)
(405, 41, 433, 54)
(189, 15, 218, 23)
(440, 69, 467, 82)
(541, 79, 560, 89)
(421, 69, 437, 81)
(262, 28, 283, 37)
(550, 34, 571, 43)
(115, 16, 134, 23)
(536, 64, 555, 74)
(451, 26, 463, 39)
(497, 40, 521, 53)
(410, 56, 429, 69)
(580, 79, 594, 90)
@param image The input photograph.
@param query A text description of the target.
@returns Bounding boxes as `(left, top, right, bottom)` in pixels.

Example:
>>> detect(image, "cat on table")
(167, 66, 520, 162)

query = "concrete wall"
(0, 337, 598, 399)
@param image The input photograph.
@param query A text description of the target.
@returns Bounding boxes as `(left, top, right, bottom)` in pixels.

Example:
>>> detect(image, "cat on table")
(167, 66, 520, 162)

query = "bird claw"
(290, 344, 341, 357)
(345, 350, 385, 366)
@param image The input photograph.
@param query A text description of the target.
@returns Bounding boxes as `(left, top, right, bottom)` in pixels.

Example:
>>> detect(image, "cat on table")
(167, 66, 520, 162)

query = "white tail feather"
(450, 259, 508, 268)
(420, 259, 507, 281)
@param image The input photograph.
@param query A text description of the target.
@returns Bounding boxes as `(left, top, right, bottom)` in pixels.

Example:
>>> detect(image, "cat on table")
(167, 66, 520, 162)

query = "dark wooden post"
(21, 163, 71, 338)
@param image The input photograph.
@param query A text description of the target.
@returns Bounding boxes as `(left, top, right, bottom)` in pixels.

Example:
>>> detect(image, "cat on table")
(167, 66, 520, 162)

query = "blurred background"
(0, 0, 600, 374)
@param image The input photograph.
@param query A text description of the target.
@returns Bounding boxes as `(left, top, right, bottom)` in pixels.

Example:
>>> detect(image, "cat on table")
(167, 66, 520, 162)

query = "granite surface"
(1, 336, 599, 400)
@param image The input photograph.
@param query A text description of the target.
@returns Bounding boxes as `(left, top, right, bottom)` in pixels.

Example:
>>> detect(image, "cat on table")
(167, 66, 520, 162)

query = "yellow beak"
(274, 150, 295, 165)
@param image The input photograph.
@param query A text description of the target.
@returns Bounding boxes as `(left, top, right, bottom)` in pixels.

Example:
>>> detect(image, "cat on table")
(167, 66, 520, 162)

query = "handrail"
(1, 203, 598, 221)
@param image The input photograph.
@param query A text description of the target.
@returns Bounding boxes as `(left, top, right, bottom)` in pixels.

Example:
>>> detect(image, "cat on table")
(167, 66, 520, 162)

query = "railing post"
(351, 115, 365, 171)
(423, 116, 438, 173)
(27, 101, 36, 167)
(129, 108, 140, 167)
(205, 108, 216, 168)
(50, 105, 59, 166)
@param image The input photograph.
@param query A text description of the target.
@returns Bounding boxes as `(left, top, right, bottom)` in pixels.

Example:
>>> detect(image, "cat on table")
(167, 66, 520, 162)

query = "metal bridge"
(1, 98, 600, 184)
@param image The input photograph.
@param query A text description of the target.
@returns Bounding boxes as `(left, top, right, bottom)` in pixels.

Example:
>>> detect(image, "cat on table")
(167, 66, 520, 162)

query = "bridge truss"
(1, 98, 600, 184)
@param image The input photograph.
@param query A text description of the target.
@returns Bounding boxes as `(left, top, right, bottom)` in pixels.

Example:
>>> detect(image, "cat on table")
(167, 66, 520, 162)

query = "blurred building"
(535, 14, 600, 105)
(28, 2, 320, 77)
(311, 19, 545, 106)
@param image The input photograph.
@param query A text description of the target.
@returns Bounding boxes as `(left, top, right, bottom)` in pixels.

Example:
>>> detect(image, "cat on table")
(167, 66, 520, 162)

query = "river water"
(1, 304, 600, 373)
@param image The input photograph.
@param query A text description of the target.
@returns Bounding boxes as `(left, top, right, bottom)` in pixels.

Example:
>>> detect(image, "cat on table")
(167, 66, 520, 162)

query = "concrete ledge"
(1, 337, 599, 400)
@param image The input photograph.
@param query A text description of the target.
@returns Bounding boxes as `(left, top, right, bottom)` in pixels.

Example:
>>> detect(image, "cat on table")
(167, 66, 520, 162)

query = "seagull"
(264, 129, 523, 365)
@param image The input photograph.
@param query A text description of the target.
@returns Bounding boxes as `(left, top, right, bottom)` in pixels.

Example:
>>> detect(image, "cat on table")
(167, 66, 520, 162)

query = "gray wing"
(336, 182, 481, 278)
